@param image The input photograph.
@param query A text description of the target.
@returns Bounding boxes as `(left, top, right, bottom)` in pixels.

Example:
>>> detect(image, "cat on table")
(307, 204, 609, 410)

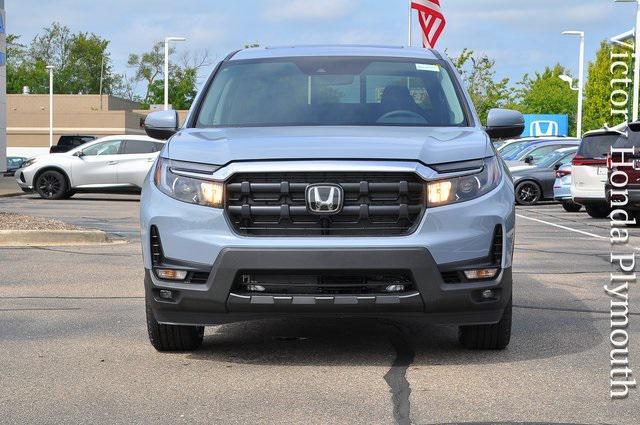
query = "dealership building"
(5, 94, 187, 157)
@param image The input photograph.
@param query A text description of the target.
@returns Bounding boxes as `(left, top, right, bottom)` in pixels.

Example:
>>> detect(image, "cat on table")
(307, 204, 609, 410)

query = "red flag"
(411, 0, 446, 48)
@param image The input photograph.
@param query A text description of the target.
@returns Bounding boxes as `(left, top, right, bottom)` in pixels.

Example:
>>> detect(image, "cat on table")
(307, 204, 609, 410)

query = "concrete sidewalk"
(0, 176, 23, 198)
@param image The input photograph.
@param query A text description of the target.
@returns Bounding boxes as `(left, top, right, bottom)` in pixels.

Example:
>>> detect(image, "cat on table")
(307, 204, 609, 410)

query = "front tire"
(146, 295, 204, 352)
(459, 298, 512, 350)
(585, 204, 610, 219)
(561, 200, 582, 213)
(515, 181, 542, 206)
(35, 170, 69, 200)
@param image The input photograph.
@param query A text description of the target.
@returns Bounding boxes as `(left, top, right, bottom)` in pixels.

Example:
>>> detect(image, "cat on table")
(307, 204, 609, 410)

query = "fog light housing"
(464, 268, 498, 280)
(156, 269, 188, 281)
(159, 289, 174, 300)
(480, 289, 495, 299)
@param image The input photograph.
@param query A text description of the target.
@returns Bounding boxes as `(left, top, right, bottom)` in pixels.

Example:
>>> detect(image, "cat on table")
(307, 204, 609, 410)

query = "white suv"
(571, 129, 619, 218)
(16, 135, 164, 199)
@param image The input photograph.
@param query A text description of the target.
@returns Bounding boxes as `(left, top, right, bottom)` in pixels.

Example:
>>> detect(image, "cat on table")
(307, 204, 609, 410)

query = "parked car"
(572, 128, 621, 218)
(606, 122, 640, 221)
(4, 157, 27, 176)
(497, 136, 571, 157)
(511, 147, 577, 205)
(140, 45, 524, 352)
(16, 135, 164, 199)
(502, 139, 580, 166)
(49, 135, 97, 153)
(553, 164, 582, 212)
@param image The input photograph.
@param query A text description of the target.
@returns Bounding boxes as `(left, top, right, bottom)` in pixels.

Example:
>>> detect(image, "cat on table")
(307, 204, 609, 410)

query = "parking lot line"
(516, 214, 607, 240)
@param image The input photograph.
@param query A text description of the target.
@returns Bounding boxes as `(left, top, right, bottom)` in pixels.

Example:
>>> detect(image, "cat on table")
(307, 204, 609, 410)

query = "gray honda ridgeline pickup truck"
(140, 45, 524, 352)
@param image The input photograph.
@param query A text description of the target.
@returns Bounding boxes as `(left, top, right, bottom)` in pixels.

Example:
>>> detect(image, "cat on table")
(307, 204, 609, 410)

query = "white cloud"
(264, 0, 360, 21)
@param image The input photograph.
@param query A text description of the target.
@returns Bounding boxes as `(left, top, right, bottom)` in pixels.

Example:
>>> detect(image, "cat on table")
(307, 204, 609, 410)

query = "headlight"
(427, 156, 502, 207)
(154, 157, 224, 208)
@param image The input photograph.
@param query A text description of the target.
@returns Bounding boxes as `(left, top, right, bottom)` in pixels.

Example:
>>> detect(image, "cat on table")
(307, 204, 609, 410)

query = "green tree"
(5, 34, 48, 93)
(6, 23, 120, 95)
(128, 44, 211, 109)
(146, 67, 198, 110)
(583, 40, 635, 132)
(127, 42, 172, 103)
(450, 48, 515, 124)
(516, 64, 578, 135)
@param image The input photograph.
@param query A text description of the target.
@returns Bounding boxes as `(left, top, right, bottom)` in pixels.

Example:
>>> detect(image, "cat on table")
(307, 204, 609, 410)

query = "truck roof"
(230, 44, 442, 61)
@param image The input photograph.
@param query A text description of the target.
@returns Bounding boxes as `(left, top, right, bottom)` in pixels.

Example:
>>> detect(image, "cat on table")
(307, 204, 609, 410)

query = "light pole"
(46, 65, 55, 148)
(561, 31, 585, 137)
(615, 0, 640, 122)
(164, 37, 186, 110)
(99, 54, 105, 111)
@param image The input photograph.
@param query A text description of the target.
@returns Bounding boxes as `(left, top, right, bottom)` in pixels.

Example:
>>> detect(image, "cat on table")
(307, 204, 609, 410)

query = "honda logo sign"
(306, 184, 343, 214)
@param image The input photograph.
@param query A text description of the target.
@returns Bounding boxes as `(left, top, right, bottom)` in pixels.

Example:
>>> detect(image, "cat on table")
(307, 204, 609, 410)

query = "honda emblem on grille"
(306, 184, 343, 214)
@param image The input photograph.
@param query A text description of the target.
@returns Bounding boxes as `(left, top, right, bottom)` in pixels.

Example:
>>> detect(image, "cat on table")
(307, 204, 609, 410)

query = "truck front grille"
(225, 172, 425, 236)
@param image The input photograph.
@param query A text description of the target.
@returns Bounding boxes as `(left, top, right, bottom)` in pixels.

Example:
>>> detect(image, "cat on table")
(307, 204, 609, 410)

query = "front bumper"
(146, 248, 512, 326)
(15, 168, 35, 190)
(141, 160, 516, 326)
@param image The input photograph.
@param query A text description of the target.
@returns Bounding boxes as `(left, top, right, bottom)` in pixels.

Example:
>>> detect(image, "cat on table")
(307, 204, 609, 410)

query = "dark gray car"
(511, 147, 577, 205)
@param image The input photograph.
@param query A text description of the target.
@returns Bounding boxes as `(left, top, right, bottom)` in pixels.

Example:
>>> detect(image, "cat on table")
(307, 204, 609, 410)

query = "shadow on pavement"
(188, 293, 602, 367)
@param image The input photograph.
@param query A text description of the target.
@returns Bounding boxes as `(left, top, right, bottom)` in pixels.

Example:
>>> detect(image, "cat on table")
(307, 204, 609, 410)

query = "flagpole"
(408, 3, 412, 46)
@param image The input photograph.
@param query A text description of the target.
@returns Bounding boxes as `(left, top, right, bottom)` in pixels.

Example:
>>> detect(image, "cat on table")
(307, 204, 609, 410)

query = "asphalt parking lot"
(1, 193, 639, 424)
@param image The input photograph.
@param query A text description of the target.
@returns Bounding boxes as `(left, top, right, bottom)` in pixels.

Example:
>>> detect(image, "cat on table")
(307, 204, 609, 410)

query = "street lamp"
(559, 74, 578, 88)
(163, 36, 187, 110)
(615, 0, 640, 122)
(46, 65, 55, 148)
(561, 31, 585, 138)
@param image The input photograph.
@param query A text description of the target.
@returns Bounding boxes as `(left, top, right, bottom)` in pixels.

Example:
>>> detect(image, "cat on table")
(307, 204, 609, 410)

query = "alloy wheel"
(516, 182, 541, 205)
(37, 173, 64, 199)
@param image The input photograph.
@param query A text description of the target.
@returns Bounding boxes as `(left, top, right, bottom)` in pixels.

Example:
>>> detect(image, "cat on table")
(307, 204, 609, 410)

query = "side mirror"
(144, 110, 179, 140)
(485, 108, 525, 140)
(554, 163, 562, 171)
(524, 155, 534, 165)
(73, 151, 85, 158)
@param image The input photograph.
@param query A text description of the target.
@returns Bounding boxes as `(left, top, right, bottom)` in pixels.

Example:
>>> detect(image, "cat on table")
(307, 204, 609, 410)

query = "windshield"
(537, 149, 576, 168)
(195, 56, 468, 128)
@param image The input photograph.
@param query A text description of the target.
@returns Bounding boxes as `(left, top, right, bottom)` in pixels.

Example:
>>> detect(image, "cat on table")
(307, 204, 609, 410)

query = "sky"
(5, 0, 638, 94)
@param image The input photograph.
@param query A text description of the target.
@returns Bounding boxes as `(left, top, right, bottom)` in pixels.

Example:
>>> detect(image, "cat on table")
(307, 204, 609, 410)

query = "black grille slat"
(234, 270, 415, 295)
(225, 172, 426, 236)
(189, 272, 210, 284)
(150, 226, 163, 266)
(492, 226, 503, 265)
(441, 271, 461, 284)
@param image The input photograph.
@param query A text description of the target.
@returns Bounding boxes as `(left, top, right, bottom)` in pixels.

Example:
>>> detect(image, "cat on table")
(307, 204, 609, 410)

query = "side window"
(82, 140, 122, 156)
(123, 140, 157, 154)
(153, 142, 164, 152)
(529, 145, 559, 160)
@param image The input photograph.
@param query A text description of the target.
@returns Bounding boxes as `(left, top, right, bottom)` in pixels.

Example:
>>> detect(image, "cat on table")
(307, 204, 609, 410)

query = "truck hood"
(166, 126, 490, 166)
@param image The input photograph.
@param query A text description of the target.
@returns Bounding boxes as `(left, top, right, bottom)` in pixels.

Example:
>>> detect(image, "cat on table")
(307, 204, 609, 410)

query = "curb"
(0, 229, 112, 246)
